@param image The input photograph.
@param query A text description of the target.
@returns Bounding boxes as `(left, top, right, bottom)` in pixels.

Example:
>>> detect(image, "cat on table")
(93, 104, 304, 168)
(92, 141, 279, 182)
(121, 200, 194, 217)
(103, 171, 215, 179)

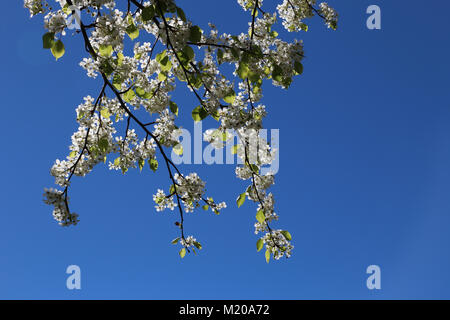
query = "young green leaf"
(176, 7, 186, 22)
(169, 101, 179, 116)
(122, 89, 136, 103)
(281, 230, 292, 241)
(149, 158, 158, 172)
(223, 89, 236, 104)
(126, 23, 139, 40)
(272, 64, 283, 82)
(256, 239, 264, 252)
(236, 192, 246, 208)
(142, 6, 155, 22)
(100, 108, 110, 119)
(189, 25, 202, 43)
(237, 62, 249, 79)
(294, 61, 303, 75)
(42, 32, 55, 49)
(171, 237, 180, 244)
(193, 241, 202, 250)
(179, 248, 186, 258)
(265, 249, 271, 263)
(135, 87, 152, 99)
(138, 158, 145, 172)
(51, 40, 65, 60)
(183, 45, 195, 62)
(99, 44, 113, 57)
(256, 209, 265, 223)
(191, 106, 208, 122)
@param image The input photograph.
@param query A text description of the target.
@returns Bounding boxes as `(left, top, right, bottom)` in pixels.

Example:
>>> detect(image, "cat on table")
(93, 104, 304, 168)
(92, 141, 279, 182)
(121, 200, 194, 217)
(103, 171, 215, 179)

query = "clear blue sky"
(1, 0, 450, 299)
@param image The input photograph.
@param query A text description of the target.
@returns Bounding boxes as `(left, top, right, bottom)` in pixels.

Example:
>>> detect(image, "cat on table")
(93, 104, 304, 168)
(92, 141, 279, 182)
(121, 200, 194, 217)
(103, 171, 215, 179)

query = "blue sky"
(1, 0, 450, 299)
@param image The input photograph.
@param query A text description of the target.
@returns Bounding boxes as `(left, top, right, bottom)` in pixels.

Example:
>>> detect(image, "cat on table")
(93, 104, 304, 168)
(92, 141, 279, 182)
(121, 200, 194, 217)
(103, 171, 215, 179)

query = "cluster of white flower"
(44, 10, 67, 35)
(277, 0, 337, 32)
(24, 0, 47, 17)
(277, 0, 314, 32)
(80, 58, 100, 78)
(203, 129, 230, 149)
(153, 110, 180, 147)
(174, 173, 206, 212)
(43, 188, 79, 226)
(25, 0, 337, 261)
(319, 2, 338, 29)
(90, 9, 126, 50)
(260, 230, 294, 260)
(237, 0, 263, 11)
(180, 235, 196, 248)
(153, 189, 177, 211)
(254, 193, 278, 233)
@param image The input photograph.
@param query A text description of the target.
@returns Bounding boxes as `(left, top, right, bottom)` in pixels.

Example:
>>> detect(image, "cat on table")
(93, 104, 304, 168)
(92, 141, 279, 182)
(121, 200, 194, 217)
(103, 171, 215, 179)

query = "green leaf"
(114, 157, 121, 166)
(256, 209, 265, 223)
(249, 163, 259, 174)
(179, 248, 186, 258)
(230, 47, 240, 59)
(171, 237, 180, 244)
(159, 55, 172, 72)
(126, 23, 139, 40)
(176, 7, 186, 22)
(156, 50, 167, 63)
(191, 105, 208, 122)
(138, 158, 145, 172)
(237, 62, 249, 79)
(51, 40, 65, 60)
(231, 144, 239, 154)
(62, 4, 71, 15)
(169, 101, 178, 116)
(281, 230, 292, 241)
(183, 45, 195, 62)
(158, 72, 167, 81)
(98, 137, 109, 153)
(294, 61, 303, 75)
(43, 32, 55, 49)
(116, 52, 124, 66)
(256, 239, 264, 252)
(193, 241, 202, 250)
(223, 89, 236, 104)
(142, 6, 155, 22)
(189, 25, 202, 43)
(149, 158, 158, 172)
(99, 44, 113, 57)
(265, 249, 271, 263)
(113, 74, 123, 90)
(122, 89, 136, 102)
(272, 64, 283, 82)
(100, 60, 114, 76)
(135, 87, 152, 99)
(217, 49, 224, 64)
(330, 20, 337, 31)
(69, 151, 77, 158)
(202, 204, 209, 210)
(236, 192, 246, 208)
(100, 108, 110, 119)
